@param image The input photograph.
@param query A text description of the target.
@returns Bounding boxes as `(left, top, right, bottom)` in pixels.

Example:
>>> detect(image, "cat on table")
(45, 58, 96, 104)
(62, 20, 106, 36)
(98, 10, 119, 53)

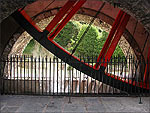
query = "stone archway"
(1, 0, 150, 95)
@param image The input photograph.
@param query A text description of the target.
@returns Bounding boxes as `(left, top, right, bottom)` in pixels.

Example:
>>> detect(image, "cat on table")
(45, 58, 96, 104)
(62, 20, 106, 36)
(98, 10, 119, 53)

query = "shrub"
(23, 39, 35, 54)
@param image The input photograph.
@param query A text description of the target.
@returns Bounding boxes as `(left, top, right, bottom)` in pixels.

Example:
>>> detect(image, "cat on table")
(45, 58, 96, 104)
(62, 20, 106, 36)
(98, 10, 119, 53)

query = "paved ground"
(0, 95, 150, 113)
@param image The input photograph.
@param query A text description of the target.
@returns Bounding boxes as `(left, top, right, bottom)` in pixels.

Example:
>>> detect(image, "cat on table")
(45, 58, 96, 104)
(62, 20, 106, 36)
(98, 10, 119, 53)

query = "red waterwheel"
(12, 0, 150, 94)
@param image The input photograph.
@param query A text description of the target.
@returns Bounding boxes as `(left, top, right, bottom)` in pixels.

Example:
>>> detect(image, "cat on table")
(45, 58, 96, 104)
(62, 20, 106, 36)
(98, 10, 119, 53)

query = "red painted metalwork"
(18, 9, 42, 32)
(144, 47, 150, 83)
(45, 0, 77, 33)
(12, 8, 150, 92)
(94, 10, 124, 69)
(48, 0, 86, 40)
(101, 13, 130, 67)
(106, 73, 150, 89)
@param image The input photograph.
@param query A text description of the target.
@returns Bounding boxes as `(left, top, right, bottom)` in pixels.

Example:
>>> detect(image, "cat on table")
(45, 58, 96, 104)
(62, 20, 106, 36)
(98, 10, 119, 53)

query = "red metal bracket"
(48, 0, 86, 41)
(101, 13, 130, 67)
(18, 9, 42, 32)
(45, 0, 77, 33)
(94, 10, 124, 69)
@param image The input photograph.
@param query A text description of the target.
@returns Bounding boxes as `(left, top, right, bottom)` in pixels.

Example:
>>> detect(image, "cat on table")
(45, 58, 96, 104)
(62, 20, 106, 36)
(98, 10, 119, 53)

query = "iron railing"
(0, 55, 149, 96)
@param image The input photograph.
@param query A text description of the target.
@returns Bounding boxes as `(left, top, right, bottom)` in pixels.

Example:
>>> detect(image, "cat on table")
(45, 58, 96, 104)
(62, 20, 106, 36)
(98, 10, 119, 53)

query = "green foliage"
(69, 25, 125, 58)
(23, 39, 35, 55)
(23, 21, 125, 58)
(54, 21, 81, 50)
(74, 25, 101, 57)
(113, 45, 125, 57)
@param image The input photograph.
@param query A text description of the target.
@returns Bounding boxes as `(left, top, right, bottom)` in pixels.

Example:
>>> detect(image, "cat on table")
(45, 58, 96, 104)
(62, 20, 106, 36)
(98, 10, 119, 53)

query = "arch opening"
(1, 0, 150, 95)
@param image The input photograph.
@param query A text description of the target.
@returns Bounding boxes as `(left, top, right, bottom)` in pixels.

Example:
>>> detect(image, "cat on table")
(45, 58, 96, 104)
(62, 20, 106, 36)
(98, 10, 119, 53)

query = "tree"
(23, 39, 35, 54)
(73, 24, 101, 57)
(54, 21, 81, 50)
(70, 24, 125, 58)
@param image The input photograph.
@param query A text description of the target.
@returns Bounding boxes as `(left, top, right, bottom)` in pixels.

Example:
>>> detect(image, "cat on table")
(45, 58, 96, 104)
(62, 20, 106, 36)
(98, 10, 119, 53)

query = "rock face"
(9, 32, 32, 56)
(1, 28, 24, 59)
(0, 0, 36, 22)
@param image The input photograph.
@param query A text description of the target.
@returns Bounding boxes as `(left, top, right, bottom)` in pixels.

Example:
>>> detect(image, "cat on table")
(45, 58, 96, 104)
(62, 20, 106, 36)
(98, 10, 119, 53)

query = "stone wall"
(0, 0, 36, 22)
(9, 32, 32, 56)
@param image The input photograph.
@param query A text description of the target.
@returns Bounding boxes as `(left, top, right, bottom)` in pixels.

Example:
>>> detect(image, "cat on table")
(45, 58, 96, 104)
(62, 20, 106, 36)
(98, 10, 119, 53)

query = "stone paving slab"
(0, 95, 150, 113)
(44, 97, 64, 113)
